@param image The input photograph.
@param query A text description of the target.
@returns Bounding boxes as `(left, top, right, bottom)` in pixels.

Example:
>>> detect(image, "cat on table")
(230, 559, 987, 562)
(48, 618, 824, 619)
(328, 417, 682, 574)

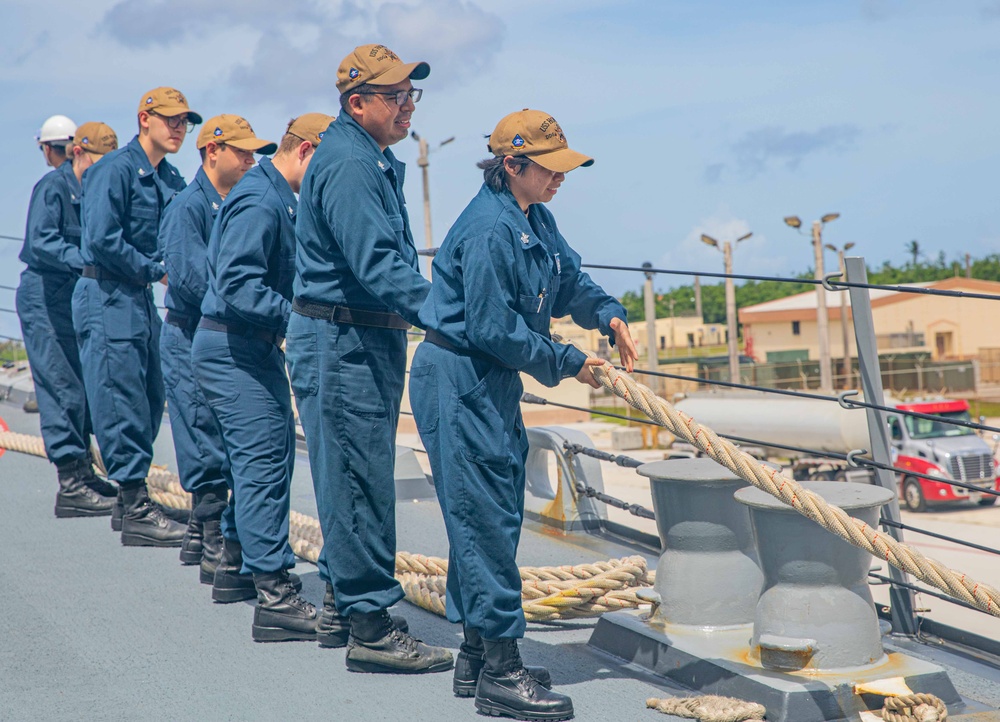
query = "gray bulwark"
(637, 457, 764, 627)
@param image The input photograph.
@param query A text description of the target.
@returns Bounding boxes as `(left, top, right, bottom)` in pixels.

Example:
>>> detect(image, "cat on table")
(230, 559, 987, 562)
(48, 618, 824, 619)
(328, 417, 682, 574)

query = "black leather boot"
(346, 610, 453, 674)
(179, 517, 204, 565)
(81, 450, 118, 497)
(199, 519, 224, 584)
(119, 484, 187, 547)
(251, 570, 318, 642)
(212, 536, 302, 602)
(316, 583, 409, 648)
(454, 626, 551, 698)
(111, 489, 124, 531)
(54, 458, 115, 518)
(475, 638, 573, 721)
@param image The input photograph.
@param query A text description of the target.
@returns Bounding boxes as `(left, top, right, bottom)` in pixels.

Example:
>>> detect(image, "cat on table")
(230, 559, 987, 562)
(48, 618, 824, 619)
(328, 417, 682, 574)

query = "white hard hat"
(36, 115, 77, 145)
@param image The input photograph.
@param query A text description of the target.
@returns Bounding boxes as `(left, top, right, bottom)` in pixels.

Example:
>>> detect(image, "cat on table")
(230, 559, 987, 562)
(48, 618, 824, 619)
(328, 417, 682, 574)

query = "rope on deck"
(882, 694, 947, 722)
(0, 430, 653, 622)
(646, 695, 765, 721)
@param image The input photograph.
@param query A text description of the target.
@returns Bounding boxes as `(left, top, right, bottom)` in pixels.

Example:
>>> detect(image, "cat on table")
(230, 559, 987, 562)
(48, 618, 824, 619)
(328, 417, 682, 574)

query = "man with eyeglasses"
(73, 87, 201, 547)
(17, 120, 120, 519)
(158, 115, 276, 573)
(192, 114, 333, 641)
(286, 44, 451, 674)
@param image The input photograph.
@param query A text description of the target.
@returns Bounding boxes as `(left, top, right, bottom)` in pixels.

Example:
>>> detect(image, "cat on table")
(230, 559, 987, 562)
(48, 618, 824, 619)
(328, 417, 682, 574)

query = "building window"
(792, 321, 801, 336)
(660, 335, 666, 351)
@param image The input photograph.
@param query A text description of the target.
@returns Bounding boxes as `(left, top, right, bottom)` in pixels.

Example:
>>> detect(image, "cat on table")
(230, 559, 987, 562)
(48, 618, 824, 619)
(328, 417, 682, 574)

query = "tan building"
(550, 315, 727, 361)
(739, 277, 1000, 366)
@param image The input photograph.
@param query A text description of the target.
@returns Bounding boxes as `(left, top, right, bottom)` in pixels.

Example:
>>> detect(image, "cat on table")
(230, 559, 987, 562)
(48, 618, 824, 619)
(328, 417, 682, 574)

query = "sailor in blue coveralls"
(159, 114, 276, 571)
(17, 120, 119, 517)
(410, 109, 637, 721)
(286, 44, 451, 674)
(191, 114, 332, 641)
(72, 88, 201, 547)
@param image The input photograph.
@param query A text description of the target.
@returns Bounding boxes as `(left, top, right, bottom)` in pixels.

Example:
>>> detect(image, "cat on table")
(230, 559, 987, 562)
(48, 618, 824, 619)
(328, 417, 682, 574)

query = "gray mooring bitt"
(735, 481, 894, 672)
(637, 457, 766, 627)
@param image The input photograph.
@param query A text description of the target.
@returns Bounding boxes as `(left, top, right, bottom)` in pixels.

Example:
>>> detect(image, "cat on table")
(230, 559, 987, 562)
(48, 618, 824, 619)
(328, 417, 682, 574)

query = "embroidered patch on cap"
(81, 137, 90, 145)
(349, 67, 360, 79)
(511, 134, 525, 148)
(214, 127, 223, 136)
(145, 97, 153, 105)
(318, 131, 325, 139)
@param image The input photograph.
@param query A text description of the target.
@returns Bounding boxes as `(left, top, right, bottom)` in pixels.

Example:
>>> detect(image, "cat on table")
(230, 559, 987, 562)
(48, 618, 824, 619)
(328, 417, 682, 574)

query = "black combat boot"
(212, 536, 302, 602)
(111, 489, 124, 531)
(316, 583, 409, 648)
(119, 483, 187, 547)
(54, 458, 115, 518)
(346, 610, 453, 674)
(475, 638, 574, 721)
(81, 449, 118, 497)
(199, 519, 224, 584)
(251, 570, 318, 642)
(454, 626, 551, 698)
(180, 491, 205, 565)
(111, 485, 185, 531)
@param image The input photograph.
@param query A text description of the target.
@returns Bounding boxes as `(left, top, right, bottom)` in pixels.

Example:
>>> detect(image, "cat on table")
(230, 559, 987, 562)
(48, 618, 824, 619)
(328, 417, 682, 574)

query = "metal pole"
(416, 135, 433, 278)
(694, 275, 703, 321)
(844, 255, 918, 636)
(724, 242, 739, 384)
(839, 249, 852, 389)
(813, 221, 833, 391)
(642, 262, 659, 392)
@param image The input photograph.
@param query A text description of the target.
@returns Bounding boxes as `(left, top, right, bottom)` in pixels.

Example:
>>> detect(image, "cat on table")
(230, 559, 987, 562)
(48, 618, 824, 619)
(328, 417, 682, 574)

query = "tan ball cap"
(72, 122, 118, 156)
(488, 109, 594, 173)
(337, 44, 430, 94)
(197, 114, 277, 154)
(285, 113, 336, 146)
(137, 87, 203, 125)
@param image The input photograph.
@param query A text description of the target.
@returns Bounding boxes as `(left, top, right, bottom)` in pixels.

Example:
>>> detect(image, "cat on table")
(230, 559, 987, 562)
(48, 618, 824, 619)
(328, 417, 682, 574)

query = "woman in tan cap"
(409, 109, 637, 721)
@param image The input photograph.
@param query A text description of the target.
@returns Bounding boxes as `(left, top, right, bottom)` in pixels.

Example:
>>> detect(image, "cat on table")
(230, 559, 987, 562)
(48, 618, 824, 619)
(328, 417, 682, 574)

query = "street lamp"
(411, 132, 455, 278)
(784, 213, 839, 391)
(641, 262, 658, 388)
(825, 241, 856, 388)
(702, 231, 752, 384)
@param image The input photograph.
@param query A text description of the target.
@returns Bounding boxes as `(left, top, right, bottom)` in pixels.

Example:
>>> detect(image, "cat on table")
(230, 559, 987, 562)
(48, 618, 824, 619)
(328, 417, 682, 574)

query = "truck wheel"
(903, 478, 926, 512)
(978, 495, 998, 507)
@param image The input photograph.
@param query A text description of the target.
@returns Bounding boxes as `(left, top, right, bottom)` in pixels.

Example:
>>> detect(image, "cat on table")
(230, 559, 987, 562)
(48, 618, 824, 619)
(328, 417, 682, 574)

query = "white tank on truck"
(673, 391, 999, 511)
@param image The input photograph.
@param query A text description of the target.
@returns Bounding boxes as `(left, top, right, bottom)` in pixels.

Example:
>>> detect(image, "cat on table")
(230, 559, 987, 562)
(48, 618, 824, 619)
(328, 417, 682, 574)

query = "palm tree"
(905, 240, 921, 267)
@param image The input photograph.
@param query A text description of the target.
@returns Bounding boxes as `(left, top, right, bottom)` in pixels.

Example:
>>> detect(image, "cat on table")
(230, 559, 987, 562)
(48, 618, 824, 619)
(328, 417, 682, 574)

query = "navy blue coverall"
(191, 157, 297, 574)
(286, 110, 430, 615)
(410, 183, 627, 639)
(159, 167, 229, 512)
(16, 160, 92, 466)
(72, 136, 185, 484)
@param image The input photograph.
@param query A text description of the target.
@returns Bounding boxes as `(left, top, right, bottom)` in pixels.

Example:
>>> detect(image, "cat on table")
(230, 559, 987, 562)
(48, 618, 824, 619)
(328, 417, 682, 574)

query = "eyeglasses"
(358, 88, 423, 106)
(148, 111, 196, 134)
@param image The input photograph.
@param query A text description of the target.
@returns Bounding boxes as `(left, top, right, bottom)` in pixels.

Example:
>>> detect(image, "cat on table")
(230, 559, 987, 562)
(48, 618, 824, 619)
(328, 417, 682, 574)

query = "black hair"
(477, 155, 532, 193)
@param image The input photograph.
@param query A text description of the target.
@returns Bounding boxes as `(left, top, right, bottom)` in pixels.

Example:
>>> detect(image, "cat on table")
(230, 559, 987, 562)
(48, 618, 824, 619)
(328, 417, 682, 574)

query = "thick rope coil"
(882, 694, 947, 722)
(577, 355, 1000, 617)
(647, 695, 765, 721)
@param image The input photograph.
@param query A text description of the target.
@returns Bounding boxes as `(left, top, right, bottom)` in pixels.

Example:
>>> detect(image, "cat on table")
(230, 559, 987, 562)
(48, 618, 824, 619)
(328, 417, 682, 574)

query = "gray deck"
(1, 400, 998, 721)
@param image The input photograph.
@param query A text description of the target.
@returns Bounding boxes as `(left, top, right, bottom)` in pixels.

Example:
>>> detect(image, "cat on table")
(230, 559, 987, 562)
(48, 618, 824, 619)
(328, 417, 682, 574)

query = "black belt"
(292, 298, 410, 330)
(81, 265, 148, 288)
(164, 311, 197, 332)
(424, 329, 511, 368)
(197, 317, 284, 347)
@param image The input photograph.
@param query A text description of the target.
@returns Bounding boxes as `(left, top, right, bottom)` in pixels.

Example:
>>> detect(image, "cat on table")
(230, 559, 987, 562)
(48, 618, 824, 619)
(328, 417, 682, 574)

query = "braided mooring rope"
(578, 358, 1000, 617)
(882, 693, 948, 722)
(647, 695, 766, 721)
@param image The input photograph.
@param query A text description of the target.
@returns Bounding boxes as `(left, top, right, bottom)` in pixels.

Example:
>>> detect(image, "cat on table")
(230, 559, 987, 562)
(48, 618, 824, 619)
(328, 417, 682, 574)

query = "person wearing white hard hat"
(16, 120, 119, 519)
(35, 114, 76, 168)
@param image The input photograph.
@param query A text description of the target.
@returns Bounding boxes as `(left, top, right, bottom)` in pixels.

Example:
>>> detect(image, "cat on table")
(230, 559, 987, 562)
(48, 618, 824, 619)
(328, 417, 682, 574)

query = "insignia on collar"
(211, 201, 219, 210)
(138, 167, 145, 176)
(377, 160, 385, 169)
(288, 205, 295, 216)
(520, 232, 530, 245)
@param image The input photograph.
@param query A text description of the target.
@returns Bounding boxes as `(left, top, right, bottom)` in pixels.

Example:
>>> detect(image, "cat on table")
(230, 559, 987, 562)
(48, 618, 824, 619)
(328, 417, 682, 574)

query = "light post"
(825, 241, 856, 389)
(784, 213, 839, 391)
(701, 231, 752, 384)
(642, 262, 658, 388)
(411, 131, 455, 278)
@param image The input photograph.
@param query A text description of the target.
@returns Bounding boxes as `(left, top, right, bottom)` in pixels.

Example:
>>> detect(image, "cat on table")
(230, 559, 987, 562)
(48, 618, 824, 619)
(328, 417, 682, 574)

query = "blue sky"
(2, 0, 998, 340)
